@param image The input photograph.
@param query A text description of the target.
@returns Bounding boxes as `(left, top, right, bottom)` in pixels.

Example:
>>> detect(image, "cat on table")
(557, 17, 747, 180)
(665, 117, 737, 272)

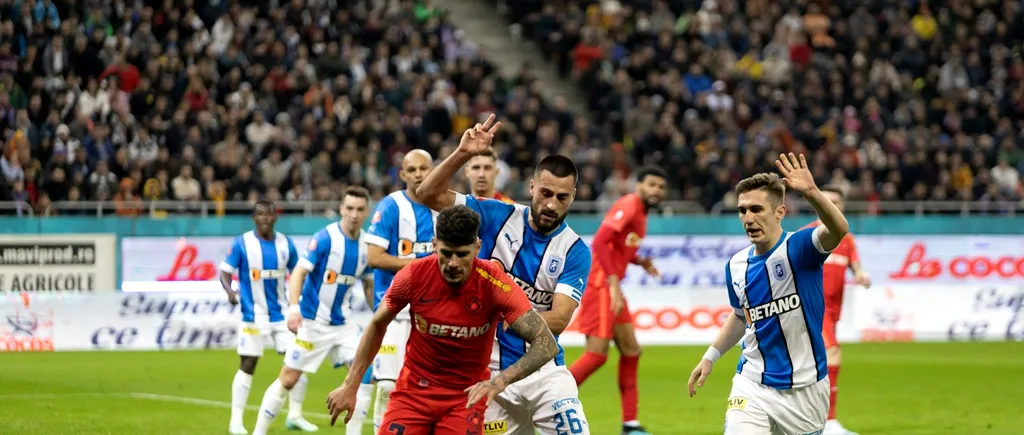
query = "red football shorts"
(380, 377, 487, 435)
(576, 284, 633, 340)
(822, 311, 839, 349)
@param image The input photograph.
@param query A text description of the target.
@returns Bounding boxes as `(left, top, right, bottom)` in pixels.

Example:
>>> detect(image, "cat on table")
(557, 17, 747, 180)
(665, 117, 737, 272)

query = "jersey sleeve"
(789, 226, 832, 270)
(219, 236, 244, 274)
(724, 262, 743, 317)
(365, 197, 396, 249)
(384, 266, 414, 312)
(601, 196, 640, 233)
(491, 266, 534, 325)
(286, 237, 299, 270)
(555, 239, 591, 303)
(454, 192, 516, 238)
(298, 230, 330, 272)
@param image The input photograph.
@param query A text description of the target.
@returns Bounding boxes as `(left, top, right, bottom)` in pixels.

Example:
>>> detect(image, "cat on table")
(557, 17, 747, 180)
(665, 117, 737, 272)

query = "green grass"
(0, 343, 1021, 434)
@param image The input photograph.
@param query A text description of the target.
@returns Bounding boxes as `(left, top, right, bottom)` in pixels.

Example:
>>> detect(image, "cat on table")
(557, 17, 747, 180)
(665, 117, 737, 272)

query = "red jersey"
(801, 220, 860, 297)
(589, 193, 648, 282)
(478, 192, 516, 204)
(384, 256, 533, 391)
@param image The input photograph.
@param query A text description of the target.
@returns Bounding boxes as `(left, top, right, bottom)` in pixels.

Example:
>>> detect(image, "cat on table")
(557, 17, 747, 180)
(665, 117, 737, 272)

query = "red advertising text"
(890, 243, 1024, 280)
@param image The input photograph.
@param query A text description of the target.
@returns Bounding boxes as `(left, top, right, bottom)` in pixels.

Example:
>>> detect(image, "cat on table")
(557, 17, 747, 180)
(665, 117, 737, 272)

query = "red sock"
(827, 365, 840, 420)
(569, 352, 607, 386)
(619, 355, 640, 423)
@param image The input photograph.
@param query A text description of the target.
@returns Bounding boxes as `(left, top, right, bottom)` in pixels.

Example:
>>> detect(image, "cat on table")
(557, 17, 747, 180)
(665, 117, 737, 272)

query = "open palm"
(458, 113, 502, 155)
(775, 153, 817, 194)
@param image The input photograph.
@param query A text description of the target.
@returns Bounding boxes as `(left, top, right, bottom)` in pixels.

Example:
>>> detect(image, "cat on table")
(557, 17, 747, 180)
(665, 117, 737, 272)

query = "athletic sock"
(827, 365, 840, 420)
(569, 351, 608, 386)
(230, 370, 253, 425)
(287, 373, 309, 420)
(252, 379, 287, 435)
(346, 383, 375, 435)
(619, 355, 640, 423)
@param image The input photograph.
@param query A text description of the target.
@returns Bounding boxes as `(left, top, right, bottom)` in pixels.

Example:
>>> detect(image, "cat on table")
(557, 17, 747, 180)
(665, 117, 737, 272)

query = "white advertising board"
(0, 234, 117, 293)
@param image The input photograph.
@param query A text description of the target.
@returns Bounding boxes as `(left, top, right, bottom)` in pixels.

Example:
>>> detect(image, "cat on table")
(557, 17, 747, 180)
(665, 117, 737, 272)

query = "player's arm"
(340, 270, 411, 387)
(361, 274, 375, 310)
(498, 309, 558, 386)
(365, 198, 414, 271)
(367, 244, 414, 271)
(845, 235, 871, 288)
(218, 237, 243, 302)
(689, 264, 747, 396)
(543, 240, 591, 335)
(800, 188, 849, 252)
(416, 115, 501, 210)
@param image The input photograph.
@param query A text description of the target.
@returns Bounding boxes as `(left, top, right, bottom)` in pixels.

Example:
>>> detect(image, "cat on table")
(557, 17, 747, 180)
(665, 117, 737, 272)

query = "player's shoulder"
(727, 243, 754, 265)
(473, 258, 513, 290)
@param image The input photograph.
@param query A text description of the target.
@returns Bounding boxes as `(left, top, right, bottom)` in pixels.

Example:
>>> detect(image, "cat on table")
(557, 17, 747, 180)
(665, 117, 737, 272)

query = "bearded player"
(801, 185, 870, 435)
(569, 166, 668, 435)
(465, 148, 516, 204)
(327, 205, 558, 434)
(417, 115, 593, 435)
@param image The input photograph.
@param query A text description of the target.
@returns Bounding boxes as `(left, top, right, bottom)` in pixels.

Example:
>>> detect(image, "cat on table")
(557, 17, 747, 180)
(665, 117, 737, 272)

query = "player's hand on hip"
(457, 113, 501, 156)
(775, 153, 817, 194)
(287, 311, 302, 334)
(326, 384, 357, 426)
(855, 272, 872, 289)
(465, 376, 507, 408)
(687, 359, 713, 397)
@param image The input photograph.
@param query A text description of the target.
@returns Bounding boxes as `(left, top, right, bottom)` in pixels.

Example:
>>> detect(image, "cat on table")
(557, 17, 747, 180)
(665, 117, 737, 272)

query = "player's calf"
(373, 379, 396, 431)
(229, 355, 261, 434)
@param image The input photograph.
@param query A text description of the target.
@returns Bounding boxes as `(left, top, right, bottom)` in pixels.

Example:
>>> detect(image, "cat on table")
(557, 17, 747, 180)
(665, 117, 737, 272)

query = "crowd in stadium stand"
(502, 0, 1024, 212)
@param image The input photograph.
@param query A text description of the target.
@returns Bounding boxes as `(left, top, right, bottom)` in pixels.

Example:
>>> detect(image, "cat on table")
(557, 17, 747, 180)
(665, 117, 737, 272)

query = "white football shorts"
(283, 321, 361, 374)
(724, 374, 829, 435)
(373, 317, 410, 381)
(484, 363, 591, 435)
(237, 321, 291, 357)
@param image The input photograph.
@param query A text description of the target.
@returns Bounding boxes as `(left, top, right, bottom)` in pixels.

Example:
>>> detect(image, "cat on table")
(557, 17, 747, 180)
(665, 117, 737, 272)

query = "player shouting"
(364, 149, 438, 431)
(251, 187, 375, 435)
(801, 185, 870, 435)
(688, 154, 850, 435)
(219, 199, 308, 435)
(417, 115, 593, 435)
(465, 148, 516, 204)
(569, 166, 668, 435)
(326, 205, 559, 434)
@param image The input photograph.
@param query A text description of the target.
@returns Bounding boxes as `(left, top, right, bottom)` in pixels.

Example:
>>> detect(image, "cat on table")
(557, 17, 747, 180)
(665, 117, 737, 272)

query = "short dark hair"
(820, 184, 845, 199)
(636, 165, 668, 182)
(473, 148, 498, 161)
(735, 173, 786, 205)
(535, 154, 578, 184)
(343, 186, 371, 202)
(435, 205, 480, 247)
(253, 198, 275, 213)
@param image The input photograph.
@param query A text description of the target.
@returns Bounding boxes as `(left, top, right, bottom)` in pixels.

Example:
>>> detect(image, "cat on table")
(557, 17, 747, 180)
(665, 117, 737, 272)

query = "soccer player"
(219, 199, 308, 435)
(687, 153, 850, 435)
(569, 165, 668, 435)
(364, 149, 438, 431)
(326, 205, 558, 434)
(251, 187, 375, 435)
(417, 115, 593, 435)
(801, 185, 870, 435)
(465, 148, 516, 204)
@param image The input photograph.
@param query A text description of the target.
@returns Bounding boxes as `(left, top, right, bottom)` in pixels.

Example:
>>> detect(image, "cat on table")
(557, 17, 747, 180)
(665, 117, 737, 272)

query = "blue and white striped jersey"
(297, 223, 371, 326)
(454, 192, 591, 371)
(219, 231, 299, 324)
(726, 226, 830, 389)
(364, 190, 437, 313)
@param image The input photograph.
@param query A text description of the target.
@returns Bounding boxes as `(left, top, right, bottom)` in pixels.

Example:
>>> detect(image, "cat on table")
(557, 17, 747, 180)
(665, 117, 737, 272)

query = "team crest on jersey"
(465, 296, 482, 316)
(279, 249, 287, 263)
(770, 259, 786, 279)
(307, 238, 317, 251)
(545, 256, 564, 278)
(371, 210, 382, 224)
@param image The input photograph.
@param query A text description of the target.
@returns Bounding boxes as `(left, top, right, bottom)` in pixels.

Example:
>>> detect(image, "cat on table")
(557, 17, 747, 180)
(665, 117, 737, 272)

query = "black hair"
(343, 186, 371, 202)
(636, 165, 668, 182)
(435, 205, 480, 247)
(535, 154, 578, 185)
(253, 199, 275, 214)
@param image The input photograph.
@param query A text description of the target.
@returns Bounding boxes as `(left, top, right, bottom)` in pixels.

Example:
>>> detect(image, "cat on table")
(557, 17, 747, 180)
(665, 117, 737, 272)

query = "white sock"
(373, 381, 395, 432)
(346, 383, 374, 435)
(230, 370, 253, 425)
(624, 420, 640, 427)
(252, 379, 287, 435)
(287, 373, 309, 420)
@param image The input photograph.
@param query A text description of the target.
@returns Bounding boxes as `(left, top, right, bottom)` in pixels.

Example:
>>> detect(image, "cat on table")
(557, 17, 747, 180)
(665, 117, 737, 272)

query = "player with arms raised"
(569, 166, 667, 435)
(363, 149, 438, 431)
(465, 148, 516, 204)
(688, 154, 849, 435)
(219, 199, 309, 435)
(800, 185, 870, 435)
(251, 187, 375, 435)
(417, 115, 593, 435)
(326, 205, 558, 434)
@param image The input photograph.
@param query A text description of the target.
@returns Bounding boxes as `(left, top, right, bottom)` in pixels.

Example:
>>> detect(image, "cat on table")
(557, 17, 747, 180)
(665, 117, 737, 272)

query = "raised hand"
(775, 153, 817, 195)
(457, 113, 502, 156)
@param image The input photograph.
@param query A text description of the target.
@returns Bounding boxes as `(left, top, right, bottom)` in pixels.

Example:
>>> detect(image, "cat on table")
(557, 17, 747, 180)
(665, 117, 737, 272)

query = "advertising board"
(0, 234, 116, 293)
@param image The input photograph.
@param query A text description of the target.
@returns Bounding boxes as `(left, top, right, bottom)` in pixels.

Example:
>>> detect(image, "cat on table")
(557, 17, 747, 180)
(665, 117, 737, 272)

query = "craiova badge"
(371, 210, 382, 224)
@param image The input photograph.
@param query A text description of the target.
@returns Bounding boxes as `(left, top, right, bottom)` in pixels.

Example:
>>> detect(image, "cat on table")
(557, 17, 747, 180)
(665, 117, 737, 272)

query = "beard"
(530, 206, 566, 233)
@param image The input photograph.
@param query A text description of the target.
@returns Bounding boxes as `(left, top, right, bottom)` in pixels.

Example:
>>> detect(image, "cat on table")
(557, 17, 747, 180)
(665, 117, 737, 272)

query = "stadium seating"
(499, 0, 1024, 211)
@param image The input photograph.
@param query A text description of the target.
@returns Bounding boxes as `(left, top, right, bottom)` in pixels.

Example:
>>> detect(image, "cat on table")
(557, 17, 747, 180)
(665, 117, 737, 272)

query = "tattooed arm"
(464, 309, 557, 407)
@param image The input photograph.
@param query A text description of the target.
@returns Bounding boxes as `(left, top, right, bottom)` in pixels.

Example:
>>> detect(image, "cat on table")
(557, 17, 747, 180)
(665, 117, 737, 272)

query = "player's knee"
(239, 356, 258, 375)
(376, 380, 396, 398)
(278, 367, 303, 390)
(619, 343, 642, 357)
(583, 337, 611, 355)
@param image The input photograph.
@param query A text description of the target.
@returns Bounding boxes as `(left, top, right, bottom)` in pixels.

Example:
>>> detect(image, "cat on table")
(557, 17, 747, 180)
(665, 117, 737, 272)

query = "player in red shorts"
(801, 185, 871, 435)
(464, 148, 517, 204)
(326, 205, 558, 434)
(569, 166, 667, 435)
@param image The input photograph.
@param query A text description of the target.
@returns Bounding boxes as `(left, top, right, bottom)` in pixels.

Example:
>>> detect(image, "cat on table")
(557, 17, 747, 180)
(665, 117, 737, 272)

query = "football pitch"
(0, 342, 1020, 435)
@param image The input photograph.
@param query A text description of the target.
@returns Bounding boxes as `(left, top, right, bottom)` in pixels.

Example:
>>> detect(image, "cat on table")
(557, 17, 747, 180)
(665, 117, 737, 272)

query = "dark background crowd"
(0, 0, 1022, 217)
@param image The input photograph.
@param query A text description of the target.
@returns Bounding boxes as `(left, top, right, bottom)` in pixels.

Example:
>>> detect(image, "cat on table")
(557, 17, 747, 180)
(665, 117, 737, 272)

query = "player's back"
(725, 227, 829, 390)
(394, 256, 526, 391)
(299, 223, 370, 326)
(222, 231, 297, 323)
(588, 193, 648, 281)
(365, 190, 437, 309)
